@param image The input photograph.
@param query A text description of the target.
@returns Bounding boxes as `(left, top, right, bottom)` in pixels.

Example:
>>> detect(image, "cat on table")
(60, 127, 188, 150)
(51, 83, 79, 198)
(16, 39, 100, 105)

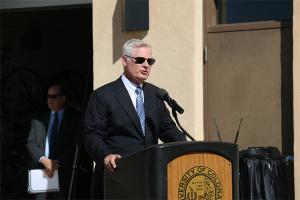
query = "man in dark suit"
(26, 83, 81, 199)
(84, 39, 187, 199)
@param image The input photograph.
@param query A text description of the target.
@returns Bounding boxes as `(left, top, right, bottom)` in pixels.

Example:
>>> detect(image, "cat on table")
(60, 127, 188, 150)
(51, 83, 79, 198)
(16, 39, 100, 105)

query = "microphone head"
(156, 88, 168, 100)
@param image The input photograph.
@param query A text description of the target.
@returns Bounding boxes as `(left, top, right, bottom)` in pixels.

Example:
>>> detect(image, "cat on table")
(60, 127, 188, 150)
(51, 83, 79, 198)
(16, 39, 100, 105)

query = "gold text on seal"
(178, 166, 222, 200)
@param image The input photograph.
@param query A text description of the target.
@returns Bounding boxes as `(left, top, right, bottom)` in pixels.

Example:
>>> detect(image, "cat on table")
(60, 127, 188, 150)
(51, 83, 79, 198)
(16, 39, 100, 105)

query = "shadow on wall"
(112, 0, 147, 63)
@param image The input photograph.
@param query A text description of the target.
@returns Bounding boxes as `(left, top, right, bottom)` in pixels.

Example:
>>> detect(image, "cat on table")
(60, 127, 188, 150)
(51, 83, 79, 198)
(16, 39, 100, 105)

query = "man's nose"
(142, 60, 150, 67)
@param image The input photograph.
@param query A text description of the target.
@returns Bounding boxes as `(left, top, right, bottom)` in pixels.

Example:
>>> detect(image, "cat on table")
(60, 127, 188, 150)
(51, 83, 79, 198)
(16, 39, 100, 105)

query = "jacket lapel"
(114, 78, 144, 135)
(143, 83, 159, 141)
(52, 109, 73, 152)
(55, 112, 66, 146)
(143, 83, 156, 120)
(41, 113, 51, 152)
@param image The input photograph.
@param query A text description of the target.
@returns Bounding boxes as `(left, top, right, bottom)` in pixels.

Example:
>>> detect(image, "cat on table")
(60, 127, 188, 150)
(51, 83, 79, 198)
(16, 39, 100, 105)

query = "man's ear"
(121, 56, 127, 67)
(62, 96, 67, 103)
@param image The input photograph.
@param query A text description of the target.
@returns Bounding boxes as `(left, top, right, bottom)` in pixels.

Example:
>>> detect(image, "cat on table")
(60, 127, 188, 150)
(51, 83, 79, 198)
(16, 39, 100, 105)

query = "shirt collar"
(121, 74, 143, 92)
(51, 109, 64, 116)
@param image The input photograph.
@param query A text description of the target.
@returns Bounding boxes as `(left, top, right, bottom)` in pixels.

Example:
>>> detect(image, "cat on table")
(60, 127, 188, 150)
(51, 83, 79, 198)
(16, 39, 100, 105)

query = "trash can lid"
(239, 146, 281, 158)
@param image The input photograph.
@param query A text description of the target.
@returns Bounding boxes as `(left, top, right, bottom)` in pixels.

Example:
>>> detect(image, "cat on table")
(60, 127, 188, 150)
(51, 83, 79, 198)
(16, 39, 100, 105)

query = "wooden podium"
(104, 141, 238, 199)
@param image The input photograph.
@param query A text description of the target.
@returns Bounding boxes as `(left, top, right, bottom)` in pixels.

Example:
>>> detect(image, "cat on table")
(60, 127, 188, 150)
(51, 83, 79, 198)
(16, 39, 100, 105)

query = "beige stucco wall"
(294, 0, 300, 197)
(93, 0, 299, 196)
(93, 0, 203, 139)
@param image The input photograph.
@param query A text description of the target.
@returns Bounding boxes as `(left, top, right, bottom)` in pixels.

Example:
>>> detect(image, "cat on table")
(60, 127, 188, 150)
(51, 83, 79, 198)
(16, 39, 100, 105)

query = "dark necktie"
(49, 112, 58, 159)
(135, 87, 145, 135)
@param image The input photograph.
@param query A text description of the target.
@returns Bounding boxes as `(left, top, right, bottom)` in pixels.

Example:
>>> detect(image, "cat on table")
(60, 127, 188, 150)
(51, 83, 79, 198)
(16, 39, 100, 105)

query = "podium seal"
(178, 166, 222, 200)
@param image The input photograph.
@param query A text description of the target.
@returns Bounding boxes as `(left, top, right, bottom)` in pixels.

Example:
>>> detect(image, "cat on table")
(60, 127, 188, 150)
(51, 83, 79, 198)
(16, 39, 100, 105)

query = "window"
(216, 0, 292, 24)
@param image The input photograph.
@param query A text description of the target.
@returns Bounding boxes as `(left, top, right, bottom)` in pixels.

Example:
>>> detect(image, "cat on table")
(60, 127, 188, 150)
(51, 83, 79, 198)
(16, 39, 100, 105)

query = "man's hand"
(103, 154, 122, 172)
(44, 168, 54, 177)
(40, 157, 60, 177)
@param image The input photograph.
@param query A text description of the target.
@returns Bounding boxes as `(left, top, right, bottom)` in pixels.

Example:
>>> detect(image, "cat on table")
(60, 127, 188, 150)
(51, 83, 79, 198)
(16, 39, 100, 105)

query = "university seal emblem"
(178, 166, 222, 200)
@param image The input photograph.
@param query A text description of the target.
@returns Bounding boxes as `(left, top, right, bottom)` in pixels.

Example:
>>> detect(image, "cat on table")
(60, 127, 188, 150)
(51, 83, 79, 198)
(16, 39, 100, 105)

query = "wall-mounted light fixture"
(123, 0, 149, 31)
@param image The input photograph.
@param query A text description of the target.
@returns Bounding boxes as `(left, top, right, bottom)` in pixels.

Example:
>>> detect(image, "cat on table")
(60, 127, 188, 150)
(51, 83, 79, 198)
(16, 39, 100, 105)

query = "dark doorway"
(1, 5, 93, 199)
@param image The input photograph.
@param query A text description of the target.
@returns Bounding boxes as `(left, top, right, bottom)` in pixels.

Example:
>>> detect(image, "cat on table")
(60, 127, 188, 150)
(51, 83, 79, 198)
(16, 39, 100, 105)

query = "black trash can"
(239, 147, 293, 200)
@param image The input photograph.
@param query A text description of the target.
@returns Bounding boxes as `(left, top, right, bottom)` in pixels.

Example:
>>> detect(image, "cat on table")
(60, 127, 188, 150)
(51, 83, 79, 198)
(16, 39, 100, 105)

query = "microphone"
(234, 117, 243, 144)
(156, 88, 184, 114)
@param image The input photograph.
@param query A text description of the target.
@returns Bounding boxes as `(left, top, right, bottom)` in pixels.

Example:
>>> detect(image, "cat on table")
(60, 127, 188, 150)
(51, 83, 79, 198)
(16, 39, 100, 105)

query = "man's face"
(122, 46, 153, 85)
(47, 86, 66, 112)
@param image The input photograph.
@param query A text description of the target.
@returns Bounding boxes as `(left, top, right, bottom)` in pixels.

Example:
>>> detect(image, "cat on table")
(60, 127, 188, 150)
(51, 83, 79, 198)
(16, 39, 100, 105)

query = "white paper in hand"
(28, 169, 60, 193)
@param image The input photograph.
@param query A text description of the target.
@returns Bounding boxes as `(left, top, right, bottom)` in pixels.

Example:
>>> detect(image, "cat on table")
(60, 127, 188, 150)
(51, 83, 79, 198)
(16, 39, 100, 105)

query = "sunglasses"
(47, 94, 64, 99)
(125, 55, 155, 66)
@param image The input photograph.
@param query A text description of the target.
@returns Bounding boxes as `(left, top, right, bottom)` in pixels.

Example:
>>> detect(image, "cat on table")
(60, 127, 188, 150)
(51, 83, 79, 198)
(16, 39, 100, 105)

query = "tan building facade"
(93, 0, 299, 197)
(93, 0, 204, 140)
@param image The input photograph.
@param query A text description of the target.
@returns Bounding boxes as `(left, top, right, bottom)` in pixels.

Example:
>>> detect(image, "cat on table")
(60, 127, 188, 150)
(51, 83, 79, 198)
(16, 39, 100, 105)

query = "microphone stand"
(68, 62, 93, 199)
(171, 109, 195, 141)
(68, 113, 90, 199)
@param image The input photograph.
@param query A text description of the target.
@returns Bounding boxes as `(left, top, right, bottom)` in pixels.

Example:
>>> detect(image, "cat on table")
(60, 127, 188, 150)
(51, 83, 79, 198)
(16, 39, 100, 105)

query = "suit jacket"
(84, 77, 186, 199)
(26, 107, 81, 198)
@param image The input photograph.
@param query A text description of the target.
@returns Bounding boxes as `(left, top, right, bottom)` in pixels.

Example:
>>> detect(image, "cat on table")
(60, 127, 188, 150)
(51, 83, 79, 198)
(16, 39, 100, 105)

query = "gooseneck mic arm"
(157, 88, 195, 141)
(172, 109, 196, 141)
